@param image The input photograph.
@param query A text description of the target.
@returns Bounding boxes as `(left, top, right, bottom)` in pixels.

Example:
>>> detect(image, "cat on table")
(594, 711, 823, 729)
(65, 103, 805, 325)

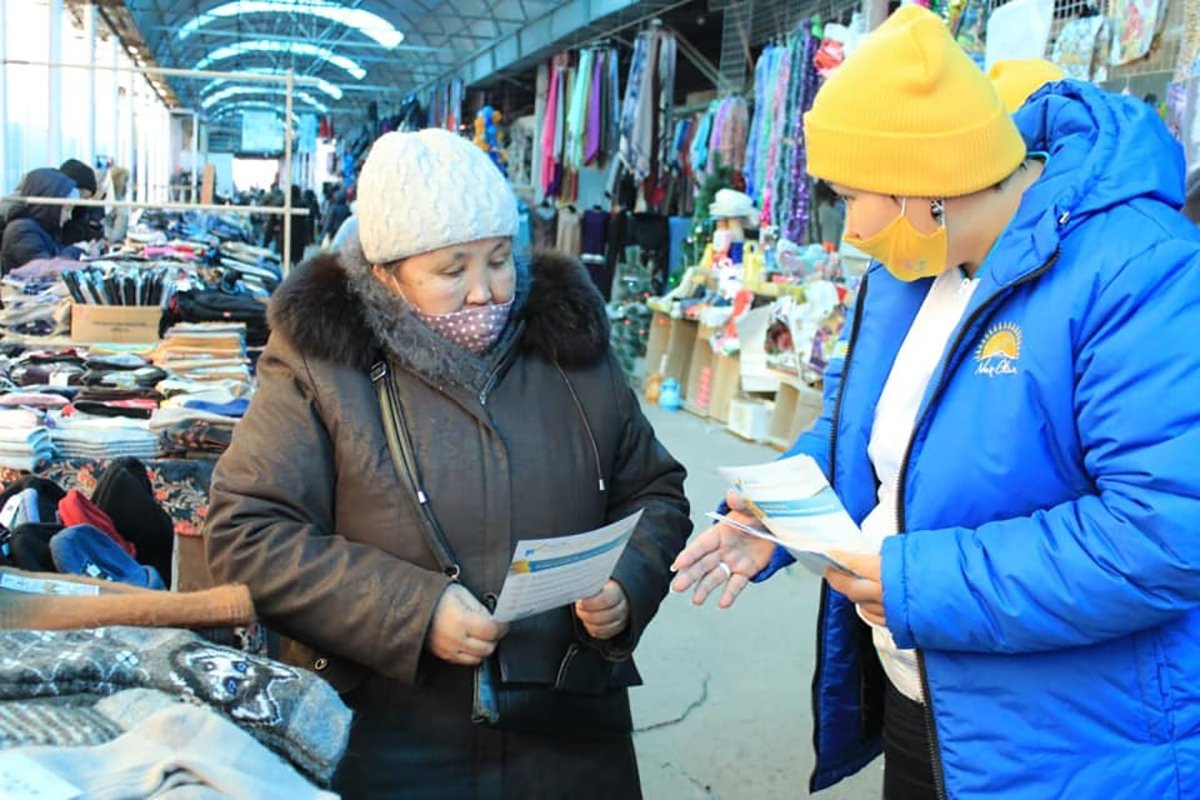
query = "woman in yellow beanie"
(988, 58, 1066, 113)
(673, 5, 1200, 800)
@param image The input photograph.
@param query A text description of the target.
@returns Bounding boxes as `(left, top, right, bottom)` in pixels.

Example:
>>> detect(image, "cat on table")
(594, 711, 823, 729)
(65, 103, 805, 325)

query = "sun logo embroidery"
(975, 322, 1022, 377)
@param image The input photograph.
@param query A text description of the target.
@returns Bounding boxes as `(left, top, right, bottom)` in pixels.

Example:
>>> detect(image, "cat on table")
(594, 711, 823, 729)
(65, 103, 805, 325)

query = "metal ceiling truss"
(113, 0, 711, 119)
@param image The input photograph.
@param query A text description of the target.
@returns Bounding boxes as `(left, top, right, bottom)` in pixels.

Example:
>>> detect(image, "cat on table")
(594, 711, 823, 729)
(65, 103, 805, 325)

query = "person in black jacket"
(58, 159, 103, 247)
(286, 185, 309, 269)
(303, 189, 321, 245)
(1, 168, 84, 274)
(322, 190, 351, 248)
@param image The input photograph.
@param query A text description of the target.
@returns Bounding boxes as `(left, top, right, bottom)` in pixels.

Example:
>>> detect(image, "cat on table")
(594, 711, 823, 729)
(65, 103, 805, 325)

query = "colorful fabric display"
(1052, 16, 1108, 80)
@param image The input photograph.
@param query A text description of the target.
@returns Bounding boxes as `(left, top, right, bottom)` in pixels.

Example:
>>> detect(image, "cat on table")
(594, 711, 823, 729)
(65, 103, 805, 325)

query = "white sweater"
(860, 268, 979, 703)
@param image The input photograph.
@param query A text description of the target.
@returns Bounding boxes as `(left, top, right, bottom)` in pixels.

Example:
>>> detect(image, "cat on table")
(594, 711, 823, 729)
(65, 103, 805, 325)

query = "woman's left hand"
(824, 552, 886, 628)
(575, 580, 630, 640)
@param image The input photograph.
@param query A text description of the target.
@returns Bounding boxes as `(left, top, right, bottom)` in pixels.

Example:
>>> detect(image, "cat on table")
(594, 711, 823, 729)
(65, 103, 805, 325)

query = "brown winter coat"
(200, 243, 691, 797)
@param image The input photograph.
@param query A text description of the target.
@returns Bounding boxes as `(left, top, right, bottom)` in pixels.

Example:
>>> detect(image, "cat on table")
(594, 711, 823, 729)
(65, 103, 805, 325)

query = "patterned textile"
(1109, 0, 1165, 66)
(1177, 0, 1200, 81)
(1052, 16, 1108, 80)
(0, 458, 214, 538)
(0, 627, 350, 783)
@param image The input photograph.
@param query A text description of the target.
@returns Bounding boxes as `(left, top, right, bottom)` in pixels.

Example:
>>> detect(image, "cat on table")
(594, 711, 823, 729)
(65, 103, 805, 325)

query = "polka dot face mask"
(412, 299, 514, 354)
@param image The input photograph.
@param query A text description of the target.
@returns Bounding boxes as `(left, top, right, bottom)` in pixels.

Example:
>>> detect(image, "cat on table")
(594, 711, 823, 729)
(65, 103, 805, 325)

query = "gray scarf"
(339, 236, 531, 392)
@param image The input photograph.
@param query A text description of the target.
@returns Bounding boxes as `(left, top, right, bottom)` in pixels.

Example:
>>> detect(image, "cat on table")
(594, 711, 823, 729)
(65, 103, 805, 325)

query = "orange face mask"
(844, 198, 948, 282)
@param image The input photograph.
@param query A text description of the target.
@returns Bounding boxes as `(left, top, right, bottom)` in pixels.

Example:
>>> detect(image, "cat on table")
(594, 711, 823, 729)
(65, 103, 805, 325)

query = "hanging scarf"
(761, 47, 792, 226)
(745, 47, 774, 200)
(586, 50, 605, 165)
(541, 60, 563, 195)
(567, 49, 594, 168)
(618, 32, 654, 182)
(656, 32, 678, 186)
(783, 25, 822, 243)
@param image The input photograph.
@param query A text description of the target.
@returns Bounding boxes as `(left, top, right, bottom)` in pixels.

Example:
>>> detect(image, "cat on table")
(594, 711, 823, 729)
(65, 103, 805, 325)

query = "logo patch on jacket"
(975, 323, 1021, 377)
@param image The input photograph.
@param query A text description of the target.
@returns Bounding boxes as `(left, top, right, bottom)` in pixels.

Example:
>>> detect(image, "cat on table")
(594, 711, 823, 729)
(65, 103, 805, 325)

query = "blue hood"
(1001, 80, 1187, 277)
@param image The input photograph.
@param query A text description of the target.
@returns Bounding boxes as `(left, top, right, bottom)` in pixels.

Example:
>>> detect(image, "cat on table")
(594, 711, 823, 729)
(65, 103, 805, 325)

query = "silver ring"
(718, 562, 733, 580)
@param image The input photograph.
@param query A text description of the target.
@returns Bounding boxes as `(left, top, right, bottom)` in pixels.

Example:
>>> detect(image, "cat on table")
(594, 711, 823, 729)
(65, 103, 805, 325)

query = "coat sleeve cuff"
(881, 536, 916, 650)
(377, 569, 454, 684)
(752, 545, 795, 583)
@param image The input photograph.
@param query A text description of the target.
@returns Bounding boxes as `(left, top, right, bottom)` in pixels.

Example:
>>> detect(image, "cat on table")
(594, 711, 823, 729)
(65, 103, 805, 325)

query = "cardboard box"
(768, 380, 824, 451)
(71, 304, 164, 344)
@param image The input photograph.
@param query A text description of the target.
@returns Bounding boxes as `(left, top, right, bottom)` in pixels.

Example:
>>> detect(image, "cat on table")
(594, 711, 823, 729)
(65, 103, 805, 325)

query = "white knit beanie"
(357, 129, 519, 264)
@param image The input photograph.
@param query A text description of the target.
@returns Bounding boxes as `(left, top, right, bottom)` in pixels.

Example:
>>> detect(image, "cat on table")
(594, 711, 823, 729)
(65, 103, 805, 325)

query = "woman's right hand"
(671, 492, 777, 610)
(426, 583, 509, 667)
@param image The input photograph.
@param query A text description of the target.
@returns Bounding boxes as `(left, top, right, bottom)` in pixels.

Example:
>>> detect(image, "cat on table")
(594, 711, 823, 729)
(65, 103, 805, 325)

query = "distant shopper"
(58, 159, 104, 246)
(286, 185, 309, 269)
(303, 189, 321, 245)
(987, 58, 1065, 113)
(103, 166, 131, 244)
(322, 190, 351, 249)
(1, 168, 84, 274)
(814, 180, 845, 245)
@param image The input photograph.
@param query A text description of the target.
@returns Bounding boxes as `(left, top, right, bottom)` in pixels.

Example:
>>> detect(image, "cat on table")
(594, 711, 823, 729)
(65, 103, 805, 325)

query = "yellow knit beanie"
(804, 5, 1026, 198)
(988, 59, 1066, 112)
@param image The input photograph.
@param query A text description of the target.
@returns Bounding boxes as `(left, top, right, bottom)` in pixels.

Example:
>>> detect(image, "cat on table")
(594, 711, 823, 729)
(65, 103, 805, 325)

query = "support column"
(0, 0, 9, 191)
(84, 2, 96, 167)
(48, 0, 62, 167)
(111, 37, 120, 166)
(283, 69, 294, 274)
(191, 111, 199, 203)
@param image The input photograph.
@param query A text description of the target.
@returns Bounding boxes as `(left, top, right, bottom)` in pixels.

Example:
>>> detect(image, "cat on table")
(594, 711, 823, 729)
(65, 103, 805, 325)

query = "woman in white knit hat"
(197, 129, 691, 797)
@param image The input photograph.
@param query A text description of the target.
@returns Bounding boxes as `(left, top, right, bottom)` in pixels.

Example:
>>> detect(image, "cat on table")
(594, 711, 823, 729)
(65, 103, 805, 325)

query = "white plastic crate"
(727, 397, 775, 443)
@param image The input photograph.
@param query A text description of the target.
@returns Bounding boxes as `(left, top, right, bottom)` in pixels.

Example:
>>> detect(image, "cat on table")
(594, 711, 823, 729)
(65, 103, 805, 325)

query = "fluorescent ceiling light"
(178, 0, 404, 48)
(199, 70, 343, 100)
(203, 85, 329, 114)
(195, 40, 366, 80)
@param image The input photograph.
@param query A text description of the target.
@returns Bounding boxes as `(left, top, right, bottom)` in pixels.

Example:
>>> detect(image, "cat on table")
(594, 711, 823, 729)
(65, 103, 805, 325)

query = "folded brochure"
(717, 454, 870, 578)
(491, 510, 643, 624)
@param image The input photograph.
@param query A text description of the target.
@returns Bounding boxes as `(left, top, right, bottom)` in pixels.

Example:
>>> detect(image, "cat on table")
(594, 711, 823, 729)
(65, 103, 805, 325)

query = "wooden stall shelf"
(708, 352, 742, 424)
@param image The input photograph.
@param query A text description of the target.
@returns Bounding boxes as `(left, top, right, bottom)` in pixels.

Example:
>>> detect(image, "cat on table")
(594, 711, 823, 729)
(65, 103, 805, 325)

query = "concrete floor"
(630, 403, 883, 800)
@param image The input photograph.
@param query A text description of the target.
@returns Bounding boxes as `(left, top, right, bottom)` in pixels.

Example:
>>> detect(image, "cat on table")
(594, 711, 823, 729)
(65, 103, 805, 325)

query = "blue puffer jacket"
(767, 82, 1200, 798)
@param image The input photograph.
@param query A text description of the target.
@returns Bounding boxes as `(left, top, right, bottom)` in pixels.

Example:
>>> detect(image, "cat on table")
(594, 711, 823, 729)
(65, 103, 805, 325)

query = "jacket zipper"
(552, 361, 607, 493)
(810, 272, 869, 792)
(479, 323, 525, 407)
(894, 249, 1060, 800)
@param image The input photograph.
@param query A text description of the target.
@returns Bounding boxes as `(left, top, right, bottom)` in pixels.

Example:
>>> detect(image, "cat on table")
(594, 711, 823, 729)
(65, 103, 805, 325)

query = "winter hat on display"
(988, 59, 1066, 112)
(356, 129, 519, 264)
(0, 477, 65, 525)
(9, 523, 63, 573)
(803, 5, 1026, 198)
(90, 458, 175, 584)
(50, 525, 165, 589)
(58, 489, 137, 558)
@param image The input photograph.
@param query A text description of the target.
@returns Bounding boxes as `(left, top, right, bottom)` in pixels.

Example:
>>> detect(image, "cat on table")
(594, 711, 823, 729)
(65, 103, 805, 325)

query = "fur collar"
(268, 239, 610, 390)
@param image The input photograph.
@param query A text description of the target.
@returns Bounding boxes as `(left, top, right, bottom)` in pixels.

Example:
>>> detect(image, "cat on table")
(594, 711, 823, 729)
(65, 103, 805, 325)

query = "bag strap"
(370, 359, 461, 581)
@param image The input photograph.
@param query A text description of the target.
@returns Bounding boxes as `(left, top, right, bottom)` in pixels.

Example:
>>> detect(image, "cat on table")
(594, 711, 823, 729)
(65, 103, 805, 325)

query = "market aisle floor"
(631, 402, 883, 800)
